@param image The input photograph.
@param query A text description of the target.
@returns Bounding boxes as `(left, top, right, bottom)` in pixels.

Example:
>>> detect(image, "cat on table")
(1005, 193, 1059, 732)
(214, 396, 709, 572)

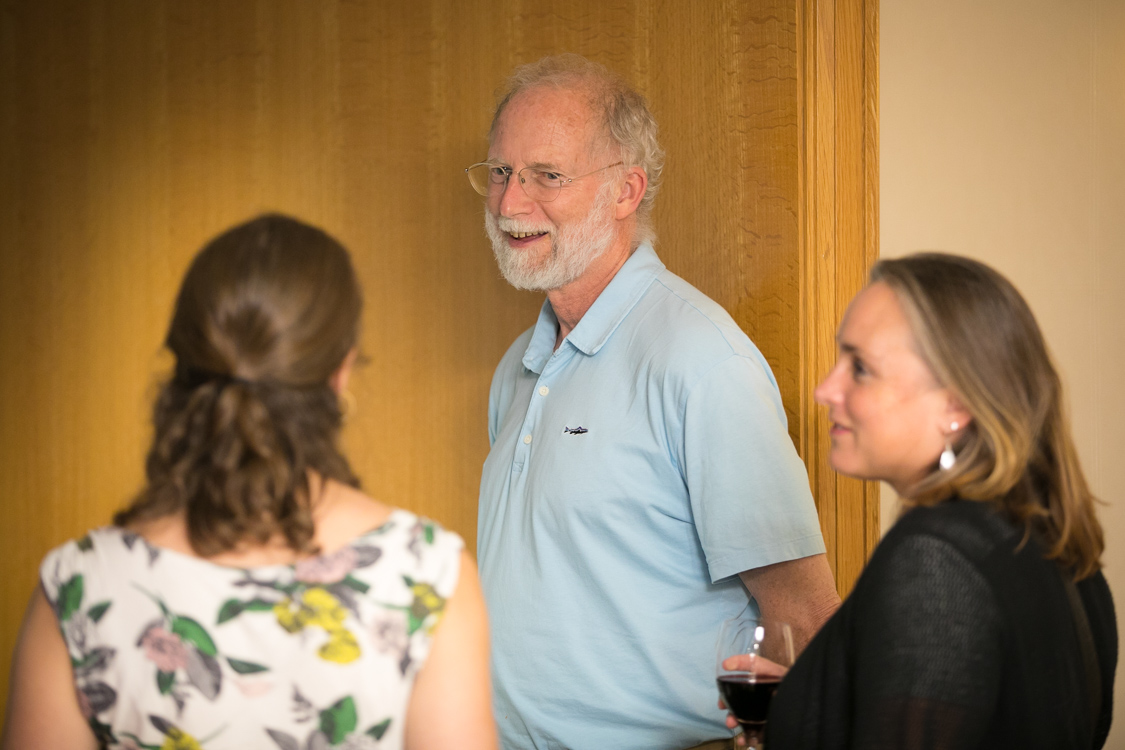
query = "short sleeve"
(38, 536, 93, 630)
(381, 517, 465, 672)
(682, 354, 825, 581)
(849, 534, 1003, 749)
(410, 520, 465, 603)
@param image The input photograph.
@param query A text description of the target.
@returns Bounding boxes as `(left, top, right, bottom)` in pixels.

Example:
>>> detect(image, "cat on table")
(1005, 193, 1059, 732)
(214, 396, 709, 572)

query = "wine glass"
(716, 605, 795, 749)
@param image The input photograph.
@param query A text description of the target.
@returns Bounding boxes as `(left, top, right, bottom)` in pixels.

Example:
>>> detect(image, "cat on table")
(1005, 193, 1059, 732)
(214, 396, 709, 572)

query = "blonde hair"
(490, 53, 665, 247)
(873, 253, 1104, 579)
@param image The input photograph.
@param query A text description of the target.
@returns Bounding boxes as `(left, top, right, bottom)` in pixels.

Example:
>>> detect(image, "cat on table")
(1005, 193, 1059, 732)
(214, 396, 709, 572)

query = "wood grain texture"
(863, 0, 881, 567)
(798, 0, 879, 595)
(0, 0, 875, 720)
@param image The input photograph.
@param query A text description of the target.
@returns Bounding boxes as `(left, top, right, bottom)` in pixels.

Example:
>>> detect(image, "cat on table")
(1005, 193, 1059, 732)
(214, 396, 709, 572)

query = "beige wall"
(882, 0, 1125, 744)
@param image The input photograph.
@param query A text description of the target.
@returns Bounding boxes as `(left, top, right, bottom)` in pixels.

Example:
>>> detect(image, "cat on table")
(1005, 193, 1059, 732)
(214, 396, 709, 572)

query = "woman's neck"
(124, 476, 390, 567)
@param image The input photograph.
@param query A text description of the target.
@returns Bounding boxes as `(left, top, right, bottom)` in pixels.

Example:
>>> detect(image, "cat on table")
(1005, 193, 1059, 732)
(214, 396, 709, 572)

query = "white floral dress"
(39, 510, 463, 750)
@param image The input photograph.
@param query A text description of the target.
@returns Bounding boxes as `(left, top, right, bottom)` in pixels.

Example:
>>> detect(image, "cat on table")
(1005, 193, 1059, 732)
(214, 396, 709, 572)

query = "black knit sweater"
(768, 498, 1117, 749)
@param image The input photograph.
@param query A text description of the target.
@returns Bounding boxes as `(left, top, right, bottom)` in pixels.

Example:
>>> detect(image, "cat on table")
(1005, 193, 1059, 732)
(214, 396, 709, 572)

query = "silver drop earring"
(939, 421, 959, 470)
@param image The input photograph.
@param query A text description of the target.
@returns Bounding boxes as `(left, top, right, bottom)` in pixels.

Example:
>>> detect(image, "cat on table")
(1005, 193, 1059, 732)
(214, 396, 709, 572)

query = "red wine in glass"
(716, 674, 782, 735)
(716, 607, 793, 749)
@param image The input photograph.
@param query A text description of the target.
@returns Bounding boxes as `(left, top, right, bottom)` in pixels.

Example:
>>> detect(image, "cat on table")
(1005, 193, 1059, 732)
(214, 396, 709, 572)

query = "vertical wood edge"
(798, 0, 879, 595)
(797, 0, 831, 578)
(863, 0, 881, 560)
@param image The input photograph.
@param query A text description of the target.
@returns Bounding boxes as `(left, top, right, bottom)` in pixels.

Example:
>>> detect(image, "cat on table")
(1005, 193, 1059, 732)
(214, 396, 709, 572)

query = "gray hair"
(489, 54, 665, 247)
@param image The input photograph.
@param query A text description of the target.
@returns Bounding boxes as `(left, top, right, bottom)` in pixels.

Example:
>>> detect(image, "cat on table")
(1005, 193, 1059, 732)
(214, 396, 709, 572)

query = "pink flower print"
(140, 627, 189, 672)
(295, 546, 358, 584)
(233, 675, 274, 698)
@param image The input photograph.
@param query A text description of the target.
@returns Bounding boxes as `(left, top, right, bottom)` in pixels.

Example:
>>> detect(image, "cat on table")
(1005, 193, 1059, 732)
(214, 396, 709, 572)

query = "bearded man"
(469, 55, 840, 750)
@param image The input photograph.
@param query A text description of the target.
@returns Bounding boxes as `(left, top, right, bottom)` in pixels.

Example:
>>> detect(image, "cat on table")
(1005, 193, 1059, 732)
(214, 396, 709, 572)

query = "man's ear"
(614, 167, 648, 220)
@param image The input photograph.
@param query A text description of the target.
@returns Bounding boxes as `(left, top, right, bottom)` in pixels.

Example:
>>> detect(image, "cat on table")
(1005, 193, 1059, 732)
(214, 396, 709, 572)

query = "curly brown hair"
(874, 253, 1104, 579)
(114, 214, 362, 556)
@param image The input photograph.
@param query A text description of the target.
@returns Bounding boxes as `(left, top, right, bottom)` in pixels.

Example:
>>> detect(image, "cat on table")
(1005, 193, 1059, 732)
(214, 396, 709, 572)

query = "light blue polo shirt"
(478, 244, 825, 750)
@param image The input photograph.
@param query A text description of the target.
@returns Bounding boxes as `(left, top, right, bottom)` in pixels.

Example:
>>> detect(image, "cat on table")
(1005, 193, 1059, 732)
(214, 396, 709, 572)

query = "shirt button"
(523, 434, 533, 444)
(538, 386, 549, 396)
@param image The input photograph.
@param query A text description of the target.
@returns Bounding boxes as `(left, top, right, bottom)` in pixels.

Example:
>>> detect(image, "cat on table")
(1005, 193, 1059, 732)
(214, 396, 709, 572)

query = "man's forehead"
(488, 86, 604, 166)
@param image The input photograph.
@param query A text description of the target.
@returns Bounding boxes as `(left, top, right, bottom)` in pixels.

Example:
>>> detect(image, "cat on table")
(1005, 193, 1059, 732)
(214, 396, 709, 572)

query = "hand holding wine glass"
(716, 608, 794, 749)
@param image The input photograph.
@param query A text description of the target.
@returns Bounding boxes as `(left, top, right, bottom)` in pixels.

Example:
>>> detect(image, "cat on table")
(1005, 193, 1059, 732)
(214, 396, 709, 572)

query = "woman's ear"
(329, 348, 359, 394)
(943, 392, 973, 434)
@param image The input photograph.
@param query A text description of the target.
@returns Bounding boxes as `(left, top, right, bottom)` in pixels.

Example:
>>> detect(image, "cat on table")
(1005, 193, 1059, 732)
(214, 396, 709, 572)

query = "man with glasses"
(471, 54, 839, 750)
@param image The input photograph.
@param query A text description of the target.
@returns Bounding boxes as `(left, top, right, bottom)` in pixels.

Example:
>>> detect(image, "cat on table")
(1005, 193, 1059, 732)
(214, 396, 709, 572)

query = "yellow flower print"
(273, 587, 361, 663)
(318, 627, 361, 664)
(160, 727, 203, 750)
(411, 582, 445, 613)
(273, 587, 346, 633)
(273, 597, 305, 633)
(408, 581, 447, 635)
(301, 587, 348, 631)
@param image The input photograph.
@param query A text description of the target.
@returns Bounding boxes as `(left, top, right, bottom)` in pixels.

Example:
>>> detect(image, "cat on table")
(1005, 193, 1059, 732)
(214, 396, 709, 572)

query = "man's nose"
(497, 174, 535, 217)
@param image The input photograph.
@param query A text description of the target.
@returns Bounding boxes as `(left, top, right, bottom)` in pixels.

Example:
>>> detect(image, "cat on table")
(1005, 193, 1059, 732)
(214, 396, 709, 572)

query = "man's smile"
(504, 230, 550, 249)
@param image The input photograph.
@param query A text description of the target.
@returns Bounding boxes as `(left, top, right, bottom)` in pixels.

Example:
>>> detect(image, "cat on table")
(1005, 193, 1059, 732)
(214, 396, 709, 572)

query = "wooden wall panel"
(0, 0, 875, 720)
(648, 0, 803, 435)
(799, 0, 880, 594)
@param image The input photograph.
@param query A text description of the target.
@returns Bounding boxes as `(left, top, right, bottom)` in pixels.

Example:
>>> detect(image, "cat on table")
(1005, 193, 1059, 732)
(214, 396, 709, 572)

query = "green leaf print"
(72, 647, 113, 675)
(121, 737, 163, 750)
(226, 657, 269, 674)
(76, 535, 94, 552)
(406, 611, 425, 636)
(156, 669, 175, 695)
(366, 718, 392, 740)
(57, 574, 84, 622)
(424, 524, 435, 544)
(172, 615, 217, 656)
(340, 574, 369, 594)
(89, 716, 118, 746)
(319, 696, 358, 745)
(87, 600, 112, 623)
(217, 597, 275, 624)
(217, 598, 243, 624)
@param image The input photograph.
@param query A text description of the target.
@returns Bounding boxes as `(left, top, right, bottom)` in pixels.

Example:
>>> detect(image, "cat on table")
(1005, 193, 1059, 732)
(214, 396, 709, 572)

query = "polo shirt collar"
(522, 242, 665, 373)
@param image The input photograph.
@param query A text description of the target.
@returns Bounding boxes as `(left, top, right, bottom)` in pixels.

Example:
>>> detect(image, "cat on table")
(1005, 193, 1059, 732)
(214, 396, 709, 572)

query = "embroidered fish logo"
(563, 426, 588, 435)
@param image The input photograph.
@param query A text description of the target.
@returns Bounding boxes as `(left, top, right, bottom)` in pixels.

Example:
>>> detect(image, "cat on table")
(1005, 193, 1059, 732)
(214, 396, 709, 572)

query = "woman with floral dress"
(2, 214, 497, 750)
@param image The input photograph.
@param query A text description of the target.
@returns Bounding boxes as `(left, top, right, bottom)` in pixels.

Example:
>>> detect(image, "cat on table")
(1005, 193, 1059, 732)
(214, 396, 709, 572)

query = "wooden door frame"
(798, 0, 880, 596)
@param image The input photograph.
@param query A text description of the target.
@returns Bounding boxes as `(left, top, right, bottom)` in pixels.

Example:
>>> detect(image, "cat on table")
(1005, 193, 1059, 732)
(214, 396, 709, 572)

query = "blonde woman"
(733, 254, 1116, 748)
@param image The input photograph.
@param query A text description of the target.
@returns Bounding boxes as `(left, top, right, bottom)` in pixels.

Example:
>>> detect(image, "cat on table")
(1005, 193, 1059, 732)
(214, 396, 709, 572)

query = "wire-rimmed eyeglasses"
(464, 161, 623, 203)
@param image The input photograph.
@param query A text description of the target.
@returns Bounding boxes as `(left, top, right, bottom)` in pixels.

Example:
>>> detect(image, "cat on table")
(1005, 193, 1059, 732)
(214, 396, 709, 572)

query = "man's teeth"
(509, 231, 545, 239)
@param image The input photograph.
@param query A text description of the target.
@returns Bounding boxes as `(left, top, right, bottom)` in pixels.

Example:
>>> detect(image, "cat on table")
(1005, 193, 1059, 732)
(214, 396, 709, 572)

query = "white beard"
(484, 182, 616, 291)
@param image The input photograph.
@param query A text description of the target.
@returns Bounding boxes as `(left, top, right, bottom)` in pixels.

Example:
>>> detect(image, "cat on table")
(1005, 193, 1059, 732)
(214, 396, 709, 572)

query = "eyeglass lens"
(466, 165, 563, 202)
